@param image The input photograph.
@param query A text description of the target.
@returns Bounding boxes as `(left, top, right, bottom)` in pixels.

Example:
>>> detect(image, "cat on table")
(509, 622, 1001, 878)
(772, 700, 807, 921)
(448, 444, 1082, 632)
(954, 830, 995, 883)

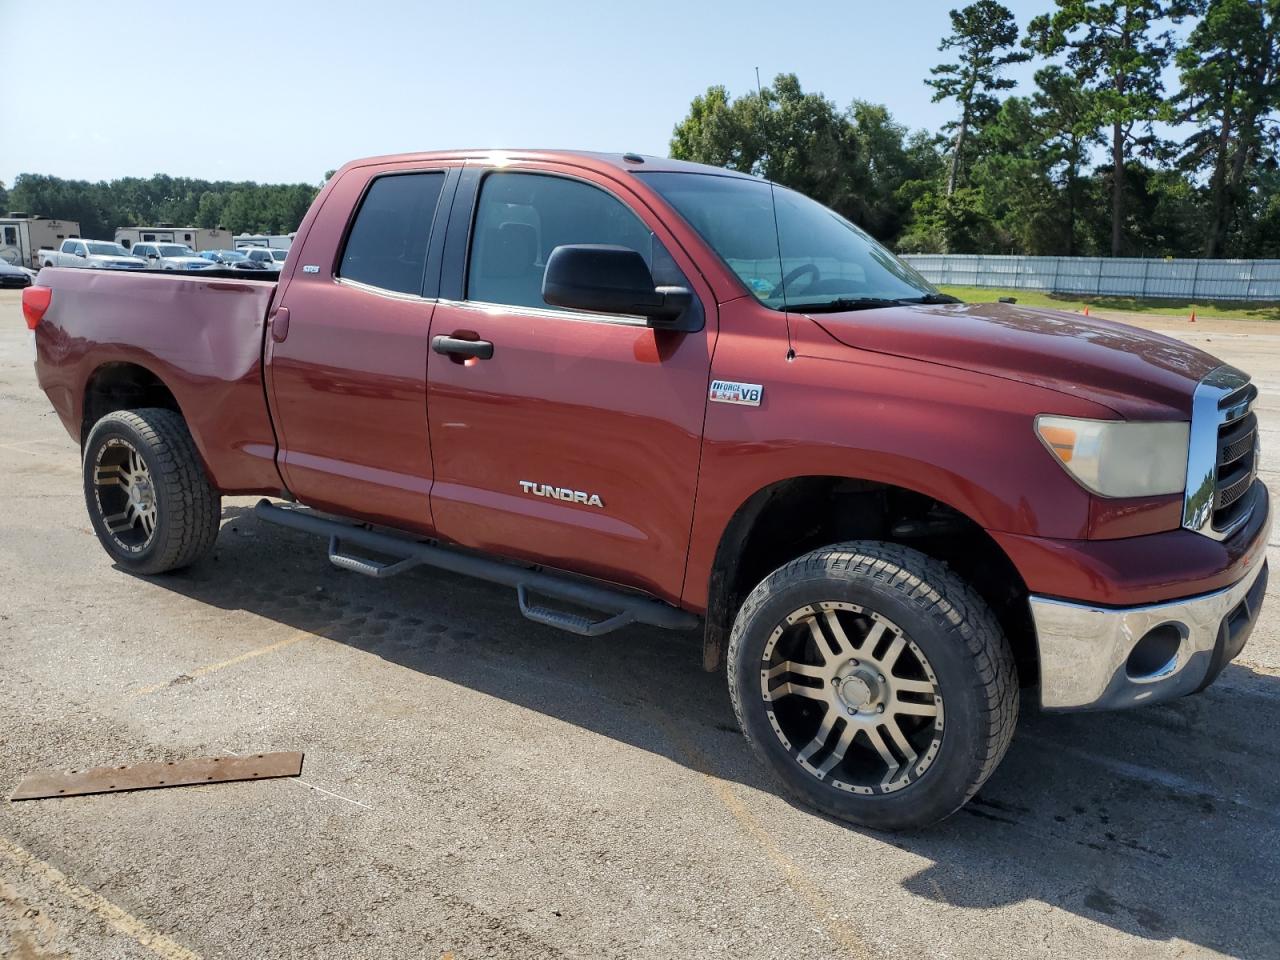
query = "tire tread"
(85, 408, 220, 574)
(727, 540, 1018, 828)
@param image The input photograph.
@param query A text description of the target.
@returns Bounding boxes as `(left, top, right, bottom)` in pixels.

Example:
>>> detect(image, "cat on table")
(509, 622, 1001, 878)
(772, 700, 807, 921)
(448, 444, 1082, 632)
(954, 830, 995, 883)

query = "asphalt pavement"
(1, 290, 1277, 959)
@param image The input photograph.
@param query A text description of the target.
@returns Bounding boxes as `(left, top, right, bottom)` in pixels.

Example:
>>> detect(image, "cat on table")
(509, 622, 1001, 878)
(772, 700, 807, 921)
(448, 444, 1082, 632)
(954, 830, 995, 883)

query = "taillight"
(22, 286, 51, 330)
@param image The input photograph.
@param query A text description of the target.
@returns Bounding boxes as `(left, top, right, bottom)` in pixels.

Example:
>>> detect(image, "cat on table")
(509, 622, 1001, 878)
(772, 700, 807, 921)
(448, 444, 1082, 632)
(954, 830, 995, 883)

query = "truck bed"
(32, 267, 283, 493)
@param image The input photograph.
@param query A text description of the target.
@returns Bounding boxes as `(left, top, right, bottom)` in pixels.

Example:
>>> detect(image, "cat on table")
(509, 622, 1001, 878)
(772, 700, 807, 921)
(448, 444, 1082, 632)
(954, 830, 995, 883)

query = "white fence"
(900, 254, 1280, 301)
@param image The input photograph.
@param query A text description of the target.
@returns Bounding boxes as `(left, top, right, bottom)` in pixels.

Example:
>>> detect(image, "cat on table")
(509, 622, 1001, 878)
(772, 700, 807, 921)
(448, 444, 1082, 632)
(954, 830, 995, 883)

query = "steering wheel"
(770, 263, 820, 300)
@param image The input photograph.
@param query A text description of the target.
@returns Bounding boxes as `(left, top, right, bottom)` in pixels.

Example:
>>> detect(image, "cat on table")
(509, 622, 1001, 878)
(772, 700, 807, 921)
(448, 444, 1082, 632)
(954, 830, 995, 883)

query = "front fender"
(680, 302, 1117, 612)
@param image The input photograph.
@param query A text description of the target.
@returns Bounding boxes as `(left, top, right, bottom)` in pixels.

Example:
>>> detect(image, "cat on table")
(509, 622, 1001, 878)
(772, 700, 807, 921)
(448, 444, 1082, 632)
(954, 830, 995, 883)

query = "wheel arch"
(81, 361, 184, 448)
(700, 474, 1036, 687)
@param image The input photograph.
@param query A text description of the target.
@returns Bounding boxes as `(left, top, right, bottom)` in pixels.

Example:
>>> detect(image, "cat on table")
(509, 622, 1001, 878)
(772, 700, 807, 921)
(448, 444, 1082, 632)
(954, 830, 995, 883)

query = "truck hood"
(804, 301, 1220, 419)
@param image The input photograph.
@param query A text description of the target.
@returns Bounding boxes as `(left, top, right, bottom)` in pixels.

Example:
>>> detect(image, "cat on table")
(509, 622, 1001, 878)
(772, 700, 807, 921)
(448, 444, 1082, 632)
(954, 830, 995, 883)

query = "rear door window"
(338, 172, 446, 296)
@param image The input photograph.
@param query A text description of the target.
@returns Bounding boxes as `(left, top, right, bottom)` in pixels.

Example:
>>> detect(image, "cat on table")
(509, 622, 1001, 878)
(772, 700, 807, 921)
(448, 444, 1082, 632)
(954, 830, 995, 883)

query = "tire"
(728, 541, 1018, 831)
(82, 408, 221, 575)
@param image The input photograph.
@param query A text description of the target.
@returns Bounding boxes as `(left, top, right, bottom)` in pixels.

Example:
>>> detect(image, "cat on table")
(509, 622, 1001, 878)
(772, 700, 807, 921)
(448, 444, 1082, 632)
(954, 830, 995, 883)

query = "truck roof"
(336, 149, 761, 180)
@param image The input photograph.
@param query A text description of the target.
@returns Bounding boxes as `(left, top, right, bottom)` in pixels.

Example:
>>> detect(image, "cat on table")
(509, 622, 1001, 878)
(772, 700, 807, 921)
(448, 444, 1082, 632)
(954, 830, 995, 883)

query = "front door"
(266, 165, 456, 534)
(426, 164, 717, 603)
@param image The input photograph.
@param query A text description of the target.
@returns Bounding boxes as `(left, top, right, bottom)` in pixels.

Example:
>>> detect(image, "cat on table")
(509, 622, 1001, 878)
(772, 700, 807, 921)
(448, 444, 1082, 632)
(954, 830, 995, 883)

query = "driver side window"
(466, 172, 685, 312)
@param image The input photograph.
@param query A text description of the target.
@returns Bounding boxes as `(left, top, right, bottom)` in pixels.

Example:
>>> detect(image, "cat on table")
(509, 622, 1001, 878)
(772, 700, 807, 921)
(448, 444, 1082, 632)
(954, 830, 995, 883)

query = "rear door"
(265, 163, 457, 534)
(424, 162, 717, 603)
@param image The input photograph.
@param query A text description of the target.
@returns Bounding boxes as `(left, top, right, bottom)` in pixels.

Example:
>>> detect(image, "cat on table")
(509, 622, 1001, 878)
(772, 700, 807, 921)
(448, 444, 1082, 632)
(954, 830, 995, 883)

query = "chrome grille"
(1211, 388, 1259, 530)
(1184, 367, 1259, 540)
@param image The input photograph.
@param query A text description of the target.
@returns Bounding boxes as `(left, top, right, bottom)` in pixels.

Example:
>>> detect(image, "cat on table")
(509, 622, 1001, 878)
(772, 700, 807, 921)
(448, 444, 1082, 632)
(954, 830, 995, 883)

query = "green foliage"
(1027, 0, 1182, 254)
(926, 2, 1031, 197)
(6, 173, 321, 239)
(1174, 0, 1280, 256)
(670, 75, 931, 243)
(668, 2, 1280, 259)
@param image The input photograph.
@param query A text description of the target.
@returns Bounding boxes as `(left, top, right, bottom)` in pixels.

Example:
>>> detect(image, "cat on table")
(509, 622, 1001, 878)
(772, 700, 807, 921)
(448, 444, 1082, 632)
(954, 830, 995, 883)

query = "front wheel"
(83, 408, 221, 575)
(728, 541, 1018, 831)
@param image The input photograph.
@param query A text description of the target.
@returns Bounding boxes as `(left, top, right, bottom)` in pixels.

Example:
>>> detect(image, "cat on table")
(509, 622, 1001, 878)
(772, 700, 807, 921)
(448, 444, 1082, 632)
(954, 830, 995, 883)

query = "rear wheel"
(728, 541, 1018, 831)
(83, 408, 221, 574)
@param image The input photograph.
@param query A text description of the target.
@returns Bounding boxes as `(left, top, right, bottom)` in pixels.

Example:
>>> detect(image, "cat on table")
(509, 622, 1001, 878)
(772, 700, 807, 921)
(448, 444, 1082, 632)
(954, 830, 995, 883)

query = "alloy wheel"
(759, 602, 944, 795)
(92, 438, 158, 552)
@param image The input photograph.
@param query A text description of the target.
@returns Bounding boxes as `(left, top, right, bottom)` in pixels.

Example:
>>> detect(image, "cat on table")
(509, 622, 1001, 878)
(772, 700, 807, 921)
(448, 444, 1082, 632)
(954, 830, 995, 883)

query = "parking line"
(661, 722, 874, 959)
(126, 630, 314, 701)
(0, 835, 203, 960)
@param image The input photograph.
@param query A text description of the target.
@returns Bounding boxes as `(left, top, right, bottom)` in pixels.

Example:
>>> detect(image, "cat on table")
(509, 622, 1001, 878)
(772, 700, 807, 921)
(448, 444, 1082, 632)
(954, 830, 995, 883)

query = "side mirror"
(542, 244, 697, 331)
(147, 253, 159, 260)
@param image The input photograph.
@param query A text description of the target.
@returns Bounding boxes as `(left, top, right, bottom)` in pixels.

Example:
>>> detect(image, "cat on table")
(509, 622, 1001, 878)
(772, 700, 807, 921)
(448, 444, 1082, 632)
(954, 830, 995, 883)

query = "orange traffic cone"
(1190, 310, 1197, 323)
(1083, 305, 1090, 317)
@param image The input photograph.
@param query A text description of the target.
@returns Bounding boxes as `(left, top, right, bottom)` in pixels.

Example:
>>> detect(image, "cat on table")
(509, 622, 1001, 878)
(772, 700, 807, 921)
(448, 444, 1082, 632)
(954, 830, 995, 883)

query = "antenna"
(753, 65, 791, 345)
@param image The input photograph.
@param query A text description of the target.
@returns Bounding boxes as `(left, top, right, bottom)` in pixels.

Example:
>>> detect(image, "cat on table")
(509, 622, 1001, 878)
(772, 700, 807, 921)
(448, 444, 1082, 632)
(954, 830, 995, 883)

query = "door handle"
(432, 335, 493, 360)
(269, 306, 291, 343)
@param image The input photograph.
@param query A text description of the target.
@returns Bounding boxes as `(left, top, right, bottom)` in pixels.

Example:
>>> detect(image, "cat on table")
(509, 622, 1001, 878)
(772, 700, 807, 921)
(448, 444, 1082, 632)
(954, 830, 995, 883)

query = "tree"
(670, 75, 859, 218)
(670, 85, 767, 174)
(846, 101, 942, 240)
(670, 78, 941, 244)
(5, 173, 319, 239)
(926, 2, 1031, 198)
(1031, 66, 1105, 254)
(1175, 0, 1280, 256)
(1027, 0, 1181, 256)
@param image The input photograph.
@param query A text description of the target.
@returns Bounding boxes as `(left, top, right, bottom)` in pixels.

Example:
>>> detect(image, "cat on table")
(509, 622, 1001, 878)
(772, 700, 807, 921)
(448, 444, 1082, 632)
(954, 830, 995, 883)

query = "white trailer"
(0, 216, 82, 269)
(233, 233, 294, 251)
(115, 226, 232, 253)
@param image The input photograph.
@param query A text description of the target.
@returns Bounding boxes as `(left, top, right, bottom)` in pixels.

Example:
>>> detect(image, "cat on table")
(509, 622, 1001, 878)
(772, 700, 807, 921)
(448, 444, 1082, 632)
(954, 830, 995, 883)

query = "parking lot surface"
(1, 289, 1278, 959)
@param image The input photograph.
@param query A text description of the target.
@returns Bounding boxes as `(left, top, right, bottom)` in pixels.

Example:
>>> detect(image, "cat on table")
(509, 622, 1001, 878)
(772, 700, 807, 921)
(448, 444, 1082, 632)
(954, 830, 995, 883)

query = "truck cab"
(41, 239, 145, 270)
(131, 242, 216, 271)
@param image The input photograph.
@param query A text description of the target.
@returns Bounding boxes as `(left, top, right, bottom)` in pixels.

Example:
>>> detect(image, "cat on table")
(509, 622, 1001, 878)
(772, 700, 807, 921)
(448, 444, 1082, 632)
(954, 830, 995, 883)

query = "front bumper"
(1031, 554, 1268, 711)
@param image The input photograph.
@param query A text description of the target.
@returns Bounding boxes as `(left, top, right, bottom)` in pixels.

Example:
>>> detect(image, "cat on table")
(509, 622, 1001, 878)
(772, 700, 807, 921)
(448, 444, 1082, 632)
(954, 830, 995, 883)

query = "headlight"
(1035, 416, 1189, 497)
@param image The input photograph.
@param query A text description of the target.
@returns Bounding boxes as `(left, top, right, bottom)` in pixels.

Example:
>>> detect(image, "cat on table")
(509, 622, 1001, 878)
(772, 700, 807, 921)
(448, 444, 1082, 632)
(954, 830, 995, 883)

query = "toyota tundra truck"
(24, 150, 1270, 830)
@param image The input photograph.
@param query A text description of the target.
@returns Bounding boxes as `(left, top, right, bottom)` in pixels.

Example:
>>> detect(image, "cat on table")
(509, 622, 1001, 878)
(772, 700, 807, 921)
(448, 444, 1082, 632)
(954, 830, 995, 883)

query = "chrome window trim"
(333, 275, 435, 304)
(439, 296, 651, 328)
(1183, 364, 1255, 540)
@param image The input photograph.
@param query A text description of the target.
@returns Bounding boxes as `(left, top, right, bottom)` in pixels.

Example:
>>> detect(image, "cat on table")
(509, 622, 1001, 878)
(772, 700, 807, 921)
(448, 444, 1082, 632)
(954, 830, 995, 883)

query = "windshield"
(220, 251, 247, 261)
(87, 242, 133, 257)
(639, 172, 938, 310)
(270, 249, 287, 261)
(157, 244, 194, 257)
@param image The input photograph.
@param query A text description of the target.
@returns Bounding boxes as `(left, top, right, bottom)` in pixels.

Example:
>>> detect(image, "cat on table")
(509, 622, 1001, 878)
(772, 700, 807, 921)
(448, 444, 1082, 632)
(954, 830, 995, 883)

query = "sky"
(2, 0, 1106, 187)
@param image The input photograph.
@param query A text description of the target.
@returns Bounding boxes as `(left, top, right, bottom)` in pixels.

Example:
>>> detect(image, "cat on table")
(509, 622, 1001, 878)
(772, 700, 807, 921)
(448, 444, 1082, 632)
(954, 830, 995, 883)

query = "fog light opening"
(1126, 623, 1185, 683)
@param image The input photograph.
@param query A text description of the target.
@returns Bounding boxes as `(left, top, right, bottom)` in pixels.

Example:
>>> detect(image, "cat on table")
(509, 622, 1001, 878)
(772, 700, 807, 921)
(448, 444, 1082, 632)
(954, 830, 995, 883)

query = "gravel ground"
(1, 289, 1277, 960)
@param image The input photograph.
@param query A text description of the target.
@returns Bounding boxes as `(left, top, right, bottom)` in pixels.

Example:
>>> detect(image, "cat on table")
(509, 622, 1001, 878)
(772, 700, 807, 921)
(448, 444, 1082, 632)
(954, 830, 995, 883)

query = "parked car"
(131, 242, 217, 272)
(239, 246, 287, 271)
(0, 260, 34, 288)
(24, 149, 1269, 831)
(199, 250, 273, 271)
(38, 239, 146, 271)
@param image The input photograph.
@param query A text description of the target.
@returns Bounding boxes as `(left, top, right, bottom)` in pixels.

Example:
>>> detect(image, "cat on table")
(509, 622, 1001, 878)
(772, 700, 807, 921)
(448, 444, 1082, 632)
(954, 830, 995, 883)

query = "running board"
(254, 500, 699, 635)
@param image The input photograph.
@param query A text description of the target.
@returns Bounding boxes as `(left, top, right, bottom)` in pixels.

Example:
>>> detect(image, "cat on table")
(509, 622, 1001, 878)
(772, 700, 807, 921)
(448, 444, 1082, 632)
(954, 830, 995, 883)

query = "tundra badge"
(519, 481, 604, 508)
(709, 380, 763, 406)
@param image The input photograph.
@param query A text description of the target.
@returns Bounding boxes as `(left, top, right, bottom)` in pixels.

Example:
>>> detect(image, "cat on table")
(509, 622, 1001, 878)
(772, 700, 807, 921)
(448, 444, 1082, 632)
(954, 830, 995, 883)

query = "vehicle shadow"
(146, 505, 1280, 958)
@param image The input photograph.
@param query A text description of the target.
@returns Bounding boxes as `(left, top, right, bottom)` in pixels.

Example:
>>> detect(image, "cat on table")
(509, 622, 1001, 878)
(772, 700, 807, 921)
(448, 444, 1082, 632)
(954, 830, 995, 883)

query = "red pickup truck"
(25, 150, 1269, 830)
